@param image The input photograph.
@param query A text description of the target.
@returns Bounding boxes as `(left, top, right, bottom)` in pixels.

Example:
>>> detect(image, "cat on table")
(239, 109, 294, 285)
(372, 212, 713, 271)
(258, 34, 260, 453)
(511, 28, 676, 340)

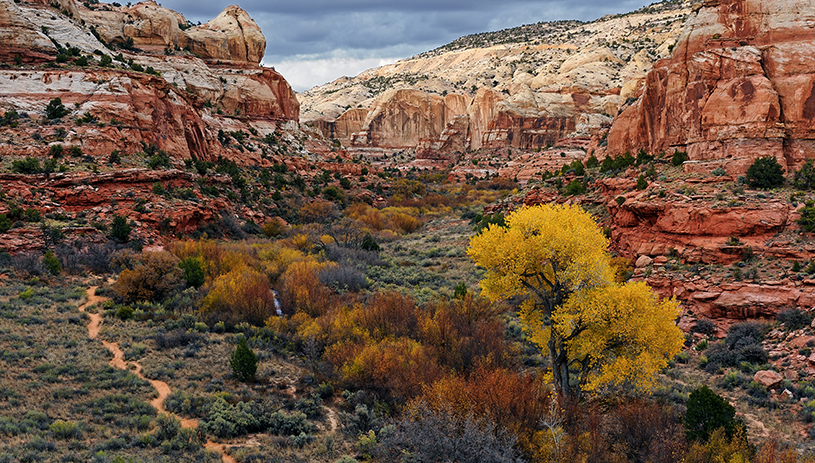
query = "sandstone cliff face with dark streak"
(607, 0, 815, 174)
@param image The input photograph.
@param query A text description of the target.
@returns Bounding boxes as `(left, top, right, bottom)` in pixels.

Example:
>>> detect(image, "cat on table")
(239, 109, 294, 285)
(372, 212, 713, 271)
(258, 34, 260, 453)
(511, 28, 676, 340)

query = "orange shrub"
(201, 266, 276, 326)
(418, 296, 509, 372)
(357, 292, 419, 340)
(113, 250, 182, 303)
(298, 200, 338, 223)
(340, 338, 443, 400)
(278, 260, 333, 316)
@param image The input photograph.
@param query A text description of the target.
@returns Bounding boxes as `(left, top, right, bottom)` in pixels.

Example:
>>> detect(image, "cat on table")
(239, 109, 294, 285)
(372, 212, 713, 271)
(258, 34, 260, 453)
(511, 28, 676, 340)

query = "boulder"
(753, 370, 783, 390)
(635, 255, 654, 268)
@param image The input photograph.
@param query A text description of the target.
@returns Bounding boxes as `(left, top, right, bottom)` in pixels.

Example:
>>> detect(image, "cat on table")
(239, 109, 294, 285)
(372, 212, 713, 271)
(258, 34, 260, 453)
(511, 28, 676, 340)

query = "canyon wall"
(607, 0, 815, 174)
(301, 2, 691, 155)
(0, 0, 299, 161)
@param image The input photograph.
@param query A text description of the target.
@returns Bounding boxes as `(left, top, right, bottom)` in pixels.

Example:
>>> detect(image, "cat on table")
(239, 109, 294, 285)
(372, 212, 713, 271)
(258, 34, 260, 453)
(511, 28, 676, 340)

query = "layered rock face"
(607, 0, 815, 174)
(0, 0, 57, 63)
(81, 1, 265, 64)
(0, 0, 299, 161)
(0, 0, 302, 244)
(301, 1, 691, 155)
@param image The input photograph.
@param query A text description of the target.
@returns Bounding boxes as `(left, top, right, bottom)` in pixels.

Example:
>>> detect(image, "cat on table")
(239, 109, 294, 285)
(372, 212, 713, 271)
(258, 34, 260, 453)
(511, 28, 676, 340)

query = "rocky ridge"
(0, 0, 326, 246)
(299, 1, 691, 158)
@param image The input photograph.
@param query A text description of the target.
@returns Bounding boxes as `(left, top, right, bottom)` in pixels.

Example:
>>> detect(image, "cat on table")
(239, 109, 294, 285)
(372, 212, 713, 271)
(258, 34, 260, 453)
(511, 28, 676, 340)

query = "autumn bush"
(201, 265, 276, 325)
(113, 250, 183, 303)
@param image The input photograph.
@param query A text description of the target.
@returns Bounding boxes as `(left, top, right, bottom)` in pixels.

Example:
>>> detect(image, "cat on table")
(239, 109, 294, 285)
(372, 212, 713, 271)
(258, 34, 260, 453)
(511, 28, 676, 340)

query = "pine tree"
(230, 337, 257, 382)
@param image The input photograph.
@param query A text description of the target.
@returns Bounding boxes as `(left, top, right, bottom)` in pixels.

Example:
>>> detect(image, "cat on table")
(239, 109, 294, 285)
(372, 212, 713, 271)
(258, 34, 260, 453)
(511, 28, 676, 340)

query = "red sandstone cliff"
(607, 0, 815, 174)
(0, 0, 299, 161)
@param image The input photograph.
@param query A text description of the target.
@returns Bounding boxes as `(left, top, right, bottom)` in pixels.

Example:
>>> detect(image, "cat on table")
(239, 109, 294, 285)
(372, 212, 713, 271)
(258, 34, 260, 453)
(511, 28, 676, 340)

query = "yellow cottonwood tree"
(468, 204, 682, 400)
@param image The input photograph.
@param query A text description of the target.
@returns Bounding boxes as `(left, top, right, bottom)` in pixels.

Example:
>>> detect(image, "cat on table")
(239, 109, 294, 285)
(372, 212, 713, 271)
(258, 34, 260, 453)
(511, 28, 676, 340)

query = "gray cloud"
(157, 0, 653, 90)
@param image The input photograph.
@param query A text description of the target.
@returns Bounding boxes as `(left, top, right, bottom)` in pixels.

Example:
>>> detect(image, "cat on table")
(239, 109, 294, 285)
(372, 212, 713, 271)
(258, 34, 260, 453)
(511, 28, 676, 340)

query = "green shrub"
(795, 160, 815, 190)
(11, 157, 42, 174)
(0, 109, 19, 127)
(43, 250, 61, 275)
(685, 386, 743, 442)
(148, 150, 171, 169)
(361, 233, 380, 252)
(798, 201, 815, 232)
(230, 338, 257, 382)
(565, 179, 585, 195)
(49, 420, 81, 439)
(178, 256, 205, 288)
(635, 148, 653, 165)
(671, 150, 689, 166)
(0, 214, 11, 233)
(711, 166, 727, 176)
(746, 156, 785, 189)
(45, 97, 68, 119)
(109, 215, 132, 242)
(585, 154, 599, 169)
(777, 308, 812, 331)
(636, 174, 647, 190)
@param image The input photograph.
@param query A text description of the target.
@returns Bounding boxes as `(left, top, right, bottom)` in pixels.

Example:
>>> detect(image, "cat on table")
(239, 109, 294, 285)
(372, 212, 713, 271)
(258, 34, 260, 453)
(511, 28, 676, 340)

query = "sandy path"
(79, 287, 237, 463)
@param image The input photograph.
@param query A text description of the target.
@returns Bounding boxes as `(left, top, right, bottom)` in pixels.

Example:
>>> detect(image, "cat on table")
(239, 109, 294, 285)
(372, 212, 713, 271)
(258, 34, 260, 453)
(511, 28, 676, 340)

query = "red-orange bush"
(113, 251, 182, 303)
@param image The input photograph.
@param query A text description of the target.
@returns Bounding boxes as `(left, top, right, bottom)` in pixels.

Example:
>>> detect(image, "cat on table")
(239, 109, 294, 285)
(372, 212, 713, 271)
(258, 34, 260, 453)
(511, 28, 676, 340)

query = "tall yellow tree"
(468, 204, 682, 400)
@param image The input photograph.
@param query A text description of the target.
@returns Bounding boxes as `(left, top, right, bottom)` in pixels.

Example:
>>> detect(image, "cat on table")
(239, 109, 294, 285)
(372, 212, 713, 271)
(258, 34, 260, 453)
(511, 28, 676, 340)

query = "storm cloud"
(157, 0, 654, 90)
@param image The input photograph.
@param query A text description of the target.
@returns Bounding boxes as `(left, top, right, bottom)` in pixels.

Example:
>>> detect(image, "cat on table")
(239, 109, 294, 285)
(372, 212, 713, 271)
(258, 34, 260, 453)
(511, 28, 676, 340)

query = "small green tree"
(43, 250, 62, 275)
(110, 215, 132, 242)
(453, 282, 467, 299)
(45, 97, 68, 120)
(230, 337, 257, 382)
(746, 156, 785, 189)
(360, 233, 380, 252)
(685, 386, 743, 442)
(795, 159, 815, 190)
(671, 150, 689, 167)
(636, 174, 647, 190)
(179, 256, 205, 288)
(565, 179, 585, 195)
(797, 200, 815, 232)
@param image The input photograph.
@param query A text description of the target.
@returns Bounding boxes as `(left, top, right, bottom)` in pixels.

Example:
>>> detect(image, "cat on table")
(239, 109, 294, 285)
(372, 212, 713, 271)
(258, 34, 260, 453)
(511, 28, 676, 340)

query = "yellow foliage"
(468, 204, 614, 303)
(556, 281, 683, 393)
(256, 244, 310, 282)
(201, 265, 276, 325)
(167, 239, 256, 281)
(279, 260, 334, 316)
(468, 204, 681, 398)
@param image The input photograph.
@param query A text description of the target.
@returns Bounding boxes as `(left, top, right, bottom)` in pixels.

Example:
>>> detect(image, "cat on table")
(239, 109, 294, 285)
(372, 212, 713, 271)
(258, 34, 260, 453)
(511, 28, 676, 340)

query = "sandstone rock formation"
(0, 0, 57, 63)
(181, 5, 265, 65)
(607, 0, 815, 174)
(0, 0, 298, 161)
(79, 1, 264, 64)
(301, 1, 691, 156)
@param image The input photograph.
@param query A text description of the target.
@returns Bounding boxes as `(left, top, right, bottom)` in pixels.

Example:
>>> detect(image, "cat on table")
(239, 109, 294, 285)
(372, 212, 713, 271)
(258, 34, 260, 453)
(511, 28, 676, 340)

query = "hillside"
(299, 0, 690, 156)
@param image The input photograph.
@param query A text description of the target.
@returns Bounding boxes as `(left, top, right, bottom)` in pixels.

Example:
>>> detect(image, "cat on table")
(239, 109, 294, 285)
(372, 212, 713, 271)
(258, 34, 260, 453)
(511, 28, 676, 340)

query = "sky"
(158, 0, 655, 92)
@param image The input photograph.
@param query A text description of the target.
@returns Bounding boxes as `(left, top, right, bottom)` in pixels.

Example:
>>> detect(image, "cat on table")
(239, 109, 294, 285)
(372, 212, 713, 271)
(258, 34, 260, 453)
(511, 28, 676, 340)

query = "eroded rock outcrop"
(80, 1, 264, 64)
(607, 0, 815, 174)
(181, 5, 265, 64)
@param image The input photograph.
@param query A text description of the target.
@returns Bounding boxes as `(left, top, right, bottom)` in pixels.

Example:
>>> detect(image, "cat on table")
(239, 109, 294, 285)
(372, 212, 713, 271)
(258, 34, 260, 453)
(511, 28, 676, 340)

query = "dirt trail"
(79, 287, 236, 463)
